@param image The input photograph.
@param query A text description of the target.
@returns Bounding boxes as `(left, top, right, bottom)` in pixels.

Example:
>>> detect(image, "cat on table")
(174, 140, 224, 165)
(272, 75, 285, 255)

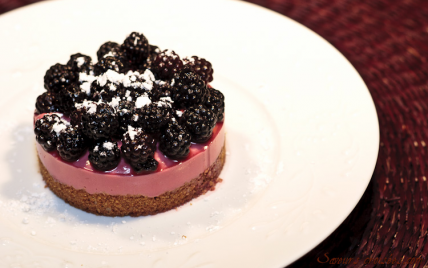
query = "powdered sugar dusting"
(125, 90, 133, 101)
(109, 97, 121, 110)
(80, 82, 91, 95)
(52, 122, 67, 134)
(183, 56, 195, 64)
(92, 69, 156, 92)
(157, 97, 173, 108)
(79, 73, 97, 84)
(75, 100, 97, 114)
(103, 51, 115, 58)
(159, 97, 173, 103)
(142, 69, 155, 82)
(176, 110, 183, 117)
(140, 69, 155, 90)
(109, 83, 117, 91)
(164, 49, 178, 59)
(97, 70, 126, 87)
(103, 142, 115, 150)
(126, 125, 139, 140)
(135, 94, 151, 108)
(76, 57, 85, 68)
(155, 80, 166, 86)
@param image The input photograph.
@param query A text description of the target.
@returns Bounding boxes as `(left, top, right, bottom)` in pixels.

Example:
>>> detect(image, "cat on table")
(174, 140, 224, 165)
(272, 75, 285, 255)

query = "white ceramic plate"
(0, 0, 379, 267)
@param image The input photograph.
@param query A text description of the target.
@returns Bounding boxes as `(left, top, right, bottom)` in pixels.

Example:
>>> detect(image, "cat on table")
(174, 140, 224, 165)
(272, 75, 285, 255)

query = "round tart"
(34, 32, 225, 217)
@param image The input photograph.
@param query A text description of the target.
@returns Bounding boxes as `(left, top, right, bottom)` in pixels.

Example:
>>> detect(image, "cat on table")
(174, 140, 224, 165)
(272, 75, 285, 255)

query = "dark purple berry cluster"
(34, 32, 224, 173)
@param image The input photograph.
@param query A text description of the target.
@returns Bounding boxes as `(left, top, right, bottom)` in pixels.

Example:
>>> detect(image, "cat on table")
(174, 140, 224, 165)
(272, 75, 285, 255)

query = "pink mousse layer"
(36, 114, 225, 197)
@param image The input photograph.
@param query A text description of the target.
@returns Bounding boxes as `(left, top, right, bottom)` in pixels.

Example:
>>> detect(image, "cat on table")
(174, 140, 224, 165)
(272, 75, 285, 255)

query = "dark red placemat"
(244, 1, 428, 267)
(2, 0, 428, 267)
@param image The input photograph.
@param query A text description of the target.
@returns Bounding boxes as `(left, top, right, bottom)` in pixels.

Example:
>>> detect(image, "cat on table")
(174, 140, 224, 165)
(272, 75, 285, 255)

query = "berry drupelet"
(57, 125, 87, 162)
(172, 66, 208, 108)
(88, 140, 121, 171)
(183, 56, 213, 84)
(79, 101, 119, 141)
(44, 63, 77, 93)
(159, 118, 192, 159)
(34, 114, 66, 151)
(181, 104, 218, 143)
(121, 126, 158, 173)
(152, 49, 183, 80)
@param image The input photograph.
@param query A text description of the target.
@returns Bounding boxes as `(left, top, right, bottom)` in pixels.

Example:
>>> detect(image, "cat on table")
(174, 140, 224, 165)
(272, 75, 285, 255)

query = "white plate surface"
(0, 0, 379, 267)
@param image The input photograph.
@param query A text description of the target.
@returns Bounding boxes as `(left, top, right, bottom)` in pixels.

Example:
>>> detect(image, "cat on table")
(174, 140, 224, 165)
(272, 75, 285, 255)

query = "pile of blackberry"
(34, 32, 225, 173)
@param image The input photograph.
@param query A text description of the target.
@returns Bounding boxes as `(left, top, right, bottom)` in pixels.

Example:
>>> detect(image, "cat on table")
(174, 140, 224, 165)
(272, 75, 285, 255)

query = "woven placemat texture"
(2, 0, 428, 267)
(243, 0, 428, 267)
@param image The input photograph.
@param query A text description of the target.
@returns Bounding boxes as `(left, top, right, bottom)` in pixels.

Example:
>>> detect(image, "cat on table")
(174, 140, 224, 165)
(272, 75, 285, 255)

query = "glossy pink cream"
(36, 113, 225, 197)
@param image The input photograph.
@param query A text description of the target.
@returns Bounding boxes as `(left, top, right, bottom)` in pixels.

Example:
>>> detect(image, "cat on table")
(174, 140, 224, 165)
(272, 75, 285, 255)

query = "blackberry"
(132, 102, 172, 134)
(121, 126, 158, 173)
(147, 45, 161, 66)
(135, 45, 161, 70)
(117, 87, 138, 102)
(70, 108, 84, 130)
(116, 72, 151, 101)
(159, 118, 192, 159)
(67, 53, 92, 75)
(122, 32, 150, 66)
(184, 56, 213, 83)
(57, 125, 86, 161)
(35, 92, 60, 114)
(58, 84, 87, 115)
(172, 66, 208, 107)
(97, 42, 121, 60)
(149, 81, 173, 102)
(204, 87, 225, 122)
(134, 157, 158, 172)
(97, 42, 131, 68)
(90, 80, 122, 102)
(34, 114, 66, 151)
(93, 56, 127, 76)
(152, 50, 183, 80)
(79, 101, 119, 140)
(88, 140, 121, 171)
(181, 104, 217, 143)
(44, 63, 77, 93)
(116, 100, 135, 136)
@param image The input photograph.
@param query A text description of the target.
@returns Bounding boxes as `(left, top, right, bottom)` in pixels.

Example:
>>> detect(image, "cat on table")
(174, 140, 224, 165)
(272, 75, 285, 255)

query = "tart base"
(38, 144, 226, 217)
